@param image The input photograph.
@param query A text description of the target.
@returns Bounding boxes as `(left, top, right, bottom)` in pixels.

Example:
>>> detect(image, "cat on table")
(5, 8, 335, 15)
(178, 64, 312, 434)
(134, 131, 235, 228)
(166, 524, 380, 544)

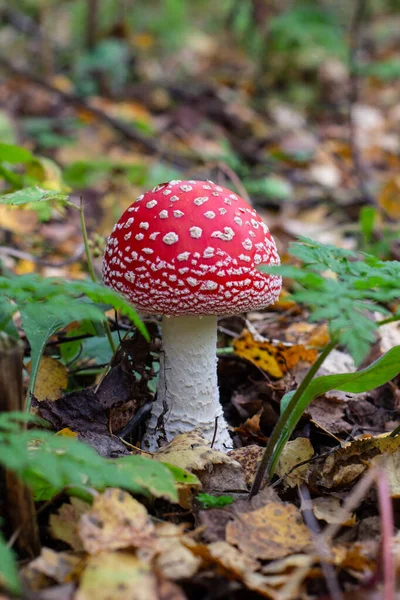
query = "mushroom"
(102, 180, 281, 451)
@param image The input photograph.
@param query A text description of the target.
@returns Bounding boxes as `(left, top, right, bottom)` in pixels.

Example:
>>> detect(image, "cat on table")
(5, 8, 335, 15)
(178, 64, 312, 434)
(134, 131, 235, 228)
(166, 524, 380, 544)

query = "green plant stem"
(77, 198, 116, 355)
(376, 315, 400, 327)
(249, 339, 337, 498)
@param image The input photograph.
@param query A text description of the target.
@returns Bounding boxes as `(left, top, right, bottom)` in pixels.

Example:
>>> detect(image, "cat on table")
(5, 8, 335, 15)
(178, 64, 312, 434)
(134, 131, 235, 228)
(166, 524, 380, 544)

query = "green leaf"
(111, 455, 178, 502)
(0, 143, 34, 164)
(0, 413, 179, 503)
(0, 186, 68, 205)
(197, 493, 234, 509)
(163, 463, 200, 486)
(271, 345, 400, 475)
(0, 531, 20, 595)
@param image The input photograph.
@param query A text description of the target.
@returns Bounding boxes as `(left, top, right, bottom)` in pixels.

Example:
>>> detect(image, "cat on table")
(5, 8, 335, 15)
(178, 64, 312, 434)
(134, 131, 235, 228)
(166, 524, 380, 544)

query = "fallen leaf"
(284, 322, 330, 349)
(226, 502, 312, 560)
(275, 438, 314, 487)
(378, 175, 400, 219)
(234, 329, 318, 378)
(314, 435, 400, 491)
(50, 498, 91, 551)
(153, 430, 246, 495)
(206, 541, 260, 577)
(27, 356, 68, 401)
(27, 548, 82, 585)
(228, 445, 264, 487)
(305, 394, 352, 435)
(79, 489, 157, 555)
(154, 523, 201, 580)
(75, 552, 158, 600)
(312, 496, 355, 526)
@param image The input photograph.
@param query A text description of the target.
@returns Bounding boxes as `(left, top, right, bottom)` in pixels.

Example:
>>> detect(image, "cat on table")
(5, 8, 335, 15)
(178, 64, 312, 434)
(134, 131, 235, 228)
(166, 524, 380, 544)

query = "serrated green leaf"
(272, 345, 400, 476)
(0, 186, 68, 205)
(260, 238, 400, 364)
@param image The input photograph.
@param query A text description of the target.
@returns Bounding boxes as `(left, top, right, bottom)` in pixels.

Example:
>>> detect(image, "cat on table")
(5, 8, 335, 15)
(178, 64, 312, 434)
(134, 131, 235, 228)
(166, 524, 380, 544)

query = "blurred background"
(0, 0, 399, 268)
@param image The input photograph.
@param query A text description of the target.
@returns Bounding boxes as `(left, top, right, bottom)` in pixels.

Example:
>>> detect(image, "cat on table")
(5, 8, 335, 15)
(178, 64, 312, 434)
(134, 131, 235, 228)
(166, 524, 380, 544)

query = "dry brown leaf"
(315, 435, 400, 491)
(312, 496, 355, 526)
(27, 548, 82, 585)
(275, 438, 314, 487)
(75, 552, 158, 600)
(27, 356, 68, 401)
(154, 523, 201, 580)
(153, 430, 246, 494)
(305, 394, 352, 435)
(50, 498, 91, 551)
(233, 329, 318, 378)
(228, 445, 264, 487)
(207, 541, 260, 577)
(226, 502, 312, 560)
(79, 489, 157, 555)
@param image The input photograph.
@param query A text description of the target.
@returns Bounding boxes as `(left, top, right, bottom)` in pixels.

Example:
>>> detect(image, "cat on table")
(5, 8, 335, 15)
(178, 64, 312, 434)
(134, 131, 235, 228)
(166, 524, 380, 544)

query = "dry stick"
(376, 466, 396, 600)
(0, 55, 191, 168)
(348, 0, 374, 205)
(299, 485, 344, 600)
(0, 333, 40, 558)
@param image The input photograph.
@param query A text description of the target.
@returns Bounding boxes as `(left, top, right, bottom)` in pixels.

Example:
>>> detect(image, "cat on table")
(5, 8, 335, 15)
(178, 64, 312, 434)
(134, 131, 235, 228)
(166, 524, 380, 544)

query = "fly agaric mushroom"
(102, 180, 281, 451)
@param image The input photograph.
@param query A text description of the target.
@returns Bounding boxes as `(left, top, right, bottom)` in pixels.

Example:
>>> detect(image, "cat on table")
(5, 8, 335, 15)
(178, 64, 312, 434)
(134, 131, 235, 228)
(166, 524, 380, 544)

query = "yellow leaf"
(275, 438, 314, 488)
(233, 329, 318, 378)
(27, 356, 68, 401)
(79, 488, 157, 555)
(55, 428, 78, 438)
(50, 498, 91, 551)
(378, 176, 400, 220)
(76, 552, 158, 600)
(15, 259, 36, 275)
(226, 502, 312, 560)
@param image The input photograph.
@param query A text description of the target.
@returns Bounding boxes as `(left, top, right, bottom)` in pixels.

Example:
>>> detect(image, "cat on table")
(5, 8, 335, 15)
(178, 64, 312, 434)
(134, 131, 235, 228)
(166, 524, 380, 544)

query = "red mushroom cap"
(102, 180, 281, 316)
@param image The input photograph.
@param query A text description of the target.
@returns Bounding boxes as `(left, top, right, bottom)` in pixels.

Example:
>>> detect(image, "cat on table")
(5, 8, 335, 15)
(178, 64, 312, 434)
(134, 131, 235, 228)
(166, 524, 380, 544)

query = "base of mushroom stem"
(142, 412, 233, 452)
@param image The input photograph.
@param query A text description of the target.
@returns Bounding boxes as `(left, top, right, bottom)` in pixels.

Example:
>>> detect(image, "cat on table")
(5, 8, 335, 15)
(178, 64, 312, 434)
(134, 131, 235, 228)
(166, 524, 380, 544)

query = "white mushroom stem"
(143, 315, 232, 452)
